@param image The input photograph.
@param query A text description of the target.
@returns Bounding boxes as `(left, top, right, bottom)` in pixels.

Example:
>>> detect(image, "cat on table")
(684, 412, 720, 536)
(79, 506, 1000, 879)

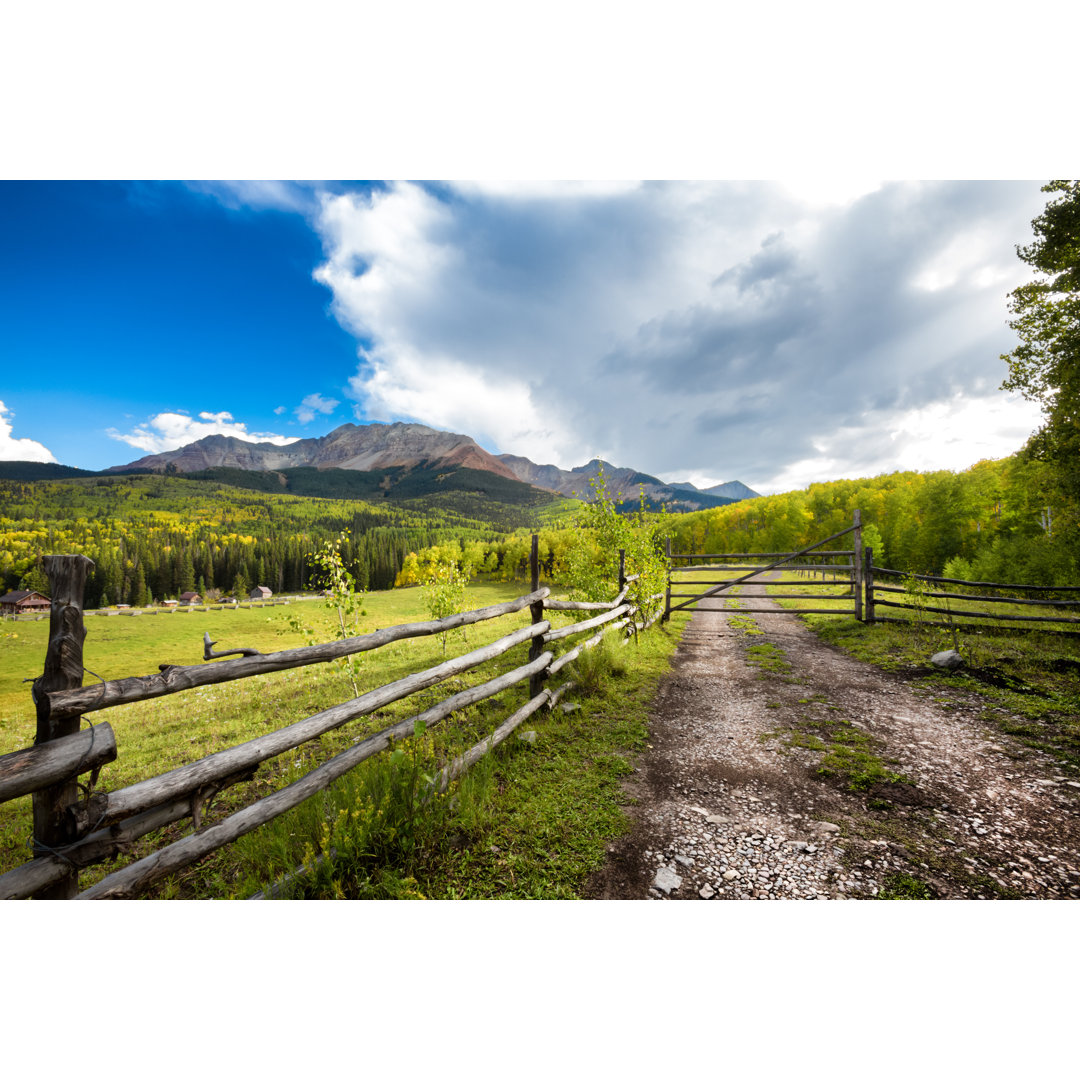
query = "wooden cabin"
(0, 589, 51, 615)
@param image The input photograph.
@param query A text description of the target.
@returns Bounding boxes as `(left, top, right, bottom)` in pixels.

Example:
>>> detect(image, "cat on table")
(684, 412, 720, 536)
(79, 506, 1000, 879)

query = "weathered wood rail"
(864, 558, 1080, 630)
(0, 539, 651, 900)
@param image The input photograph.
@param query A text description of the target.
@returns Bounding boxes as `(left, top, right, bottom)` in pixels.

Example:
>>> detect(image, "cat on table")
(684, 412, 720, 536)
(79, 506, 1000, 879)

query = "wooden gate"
(664, 512, 864, 621)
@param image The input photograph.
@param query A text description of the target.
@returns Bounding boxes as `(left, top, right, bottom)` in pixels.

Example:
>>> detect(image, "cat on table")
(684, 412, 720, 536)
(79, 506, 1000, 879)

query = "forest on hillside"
(4, 450, 1078, 609)
(665, 454, 1076, 585)
(394, 453, 1079, 591)
(0, 472, 576, 607)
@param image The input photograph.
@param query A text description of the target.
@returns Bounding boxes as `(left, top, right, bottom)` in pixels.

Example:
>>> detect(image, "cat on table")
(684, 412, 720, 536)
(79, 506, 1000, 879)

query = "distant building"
(179, 591, 202, 605)
(0, 589, 51, 615)
(160, 599, 179, 607)
(249, 586, 272, 600)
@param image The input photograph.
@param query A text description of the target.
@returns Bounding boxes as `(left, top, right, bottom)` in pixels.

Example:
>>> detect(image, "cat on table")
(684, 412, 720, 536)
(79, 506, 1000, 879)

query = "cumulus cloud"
(108, 411, 301, 454)
(0, 400, 56, 462)
(312, 181, 1047, 489)
(294, 393, 339, 424)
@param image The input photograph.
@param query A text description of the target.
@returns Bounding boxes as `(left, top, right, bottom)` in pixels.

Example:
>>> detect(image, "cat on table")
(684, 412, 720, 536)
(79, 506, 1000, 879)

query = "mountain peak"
(107, 421, 758, 511)
(111, 421, 518, 480)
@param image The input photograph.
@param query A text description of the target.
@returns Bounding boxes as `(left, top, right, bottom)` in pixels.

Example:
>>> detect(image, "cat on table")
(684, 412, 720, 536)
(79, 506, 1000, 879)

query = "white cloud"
(449, 181, 643, 200)
(185, 181, 321, 215)
(777, 178, 885, 207)
(108, 410, 301, 454)
(911, 225, 1015, 293)
(294, 393, 339, 424)
(758, 393, 1044, 495)
(311, 181, 1049, 491)
(349, 345, 576, 467)
(0, 400, 56, 462)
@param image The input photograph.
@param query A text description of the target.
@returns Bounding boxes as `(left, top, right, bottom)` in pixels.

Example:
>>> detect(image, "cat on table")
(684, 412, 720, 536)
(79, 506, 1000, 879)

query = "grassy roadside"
(0, 584, 690, 897)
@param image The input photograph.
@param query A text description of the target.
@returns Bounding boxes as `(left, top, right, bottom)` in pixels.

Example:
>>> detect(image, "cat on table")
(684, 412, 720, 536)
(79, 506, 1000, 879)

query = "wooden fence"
(0, 539, 659, 900)
(664, 513, 865, 620)
(864, 556, 1080, 630)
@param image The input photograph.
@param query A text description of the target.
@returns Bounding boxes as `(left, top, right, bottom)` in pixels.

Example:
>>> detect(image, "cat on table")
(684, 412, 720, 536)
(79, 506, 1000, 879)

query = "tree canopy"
(1001, 180, 1080, 507)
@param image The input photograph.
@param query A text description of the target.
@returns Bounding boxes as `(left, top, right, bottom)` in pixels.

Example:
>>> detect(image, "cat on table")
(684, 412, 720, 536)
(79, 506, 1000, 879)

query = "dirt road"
(587, 580, 1080, 900)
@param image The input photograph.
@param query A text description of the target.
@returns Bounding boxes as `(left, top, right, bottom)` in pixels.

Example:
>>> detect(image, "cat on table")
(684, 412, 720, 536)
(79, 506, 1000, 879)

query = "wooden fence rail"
(0, 539, 653, 900)
(864, 556, 1080, 630)
(665, 513, 864, 621)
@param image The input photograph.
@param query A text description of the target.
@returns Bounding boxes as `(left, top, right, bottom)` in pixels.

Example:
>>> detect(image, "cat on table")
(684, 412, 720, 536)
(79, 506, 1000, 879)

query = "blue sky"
(0, 179, 1052, 493)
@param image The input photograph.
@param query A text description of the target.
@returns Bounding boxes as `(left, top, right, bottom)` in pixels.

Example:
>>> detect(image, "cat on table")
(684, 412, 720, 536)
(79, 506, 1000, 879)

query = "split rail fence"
(0, 540, 660, 900)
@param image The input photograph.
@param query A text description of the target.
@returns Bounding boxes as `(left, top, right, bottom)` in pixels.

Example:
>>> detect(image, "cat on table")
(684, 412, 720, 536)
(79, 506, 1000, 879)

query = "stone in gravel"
(706, 815, 729, 825)
(675, 854, 694, 868)
(688, 805, 711, 816)
(699, 884, 716, 899)
(930, 649, 964, 670)
(654, 866, 682, 894)
(723, 869, 739, 881)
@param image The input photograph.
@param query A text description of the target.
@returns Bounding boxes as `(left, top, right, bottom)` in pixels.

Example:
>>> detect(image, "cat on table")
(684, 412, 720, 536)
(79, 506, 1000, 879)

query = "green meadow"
(0, 583, 689, 897)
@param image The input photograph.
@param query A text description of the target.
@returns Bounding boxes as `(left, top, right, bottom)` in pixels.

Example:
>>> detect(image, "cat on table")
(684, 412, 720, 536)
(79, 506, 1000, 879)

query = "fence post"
(32, 553, 94, 899)
(852, 508, 863, 622)
(864, 547, 876, 624)
(528, 535, 545, 699)
(663, 538, 672, 623)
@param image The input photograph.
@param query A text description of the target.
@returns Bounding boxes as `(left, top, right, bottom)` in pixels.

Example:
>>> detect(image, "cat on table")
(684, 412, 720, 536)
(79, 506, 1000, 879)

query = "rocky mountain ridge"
(110, 422, 520, 481)
(109, 421, 759, 509)
(496, 455, 756, 509)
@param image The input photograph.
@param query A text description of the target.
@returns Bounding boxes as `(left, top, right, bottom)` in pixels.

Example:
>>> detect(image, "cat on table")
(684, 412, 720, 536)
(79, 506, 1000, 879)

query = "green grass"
(0, 584, 691, 897)
(235, 611, 691, 899)
(876, 872, 935, 900)
(745, 641, 792, 677)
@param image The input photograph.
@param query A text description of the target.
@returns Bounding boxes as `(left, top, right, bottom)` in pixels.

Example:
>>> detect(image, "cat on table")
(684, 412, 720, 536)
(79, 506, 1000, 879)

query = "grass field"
(0, 582, 689, 897)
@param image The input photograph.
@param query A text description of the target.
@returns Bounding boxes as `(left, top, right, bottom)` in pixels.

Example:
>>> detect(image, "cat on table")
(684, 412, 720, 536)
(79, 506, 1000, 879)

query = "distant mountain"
(101, 421, 759, 512)
(669, 479, 762, 502)
(497, 456, 744, 511)
(110, 422, 521, 480)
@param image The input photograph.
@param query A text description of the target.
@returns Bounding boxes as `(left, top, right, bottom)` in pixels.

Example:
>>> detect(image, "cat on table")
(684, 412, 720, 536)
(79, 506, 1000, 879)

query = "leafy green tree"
(421, 555, 470, 654)
(561, 467, 670, 632)
(132, 563, 148, 607)
(20, 561, 50, 595)
(307, 530, 368, 695)
(861, 523, 885, 566)
(1001, 180, 1080, 511)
